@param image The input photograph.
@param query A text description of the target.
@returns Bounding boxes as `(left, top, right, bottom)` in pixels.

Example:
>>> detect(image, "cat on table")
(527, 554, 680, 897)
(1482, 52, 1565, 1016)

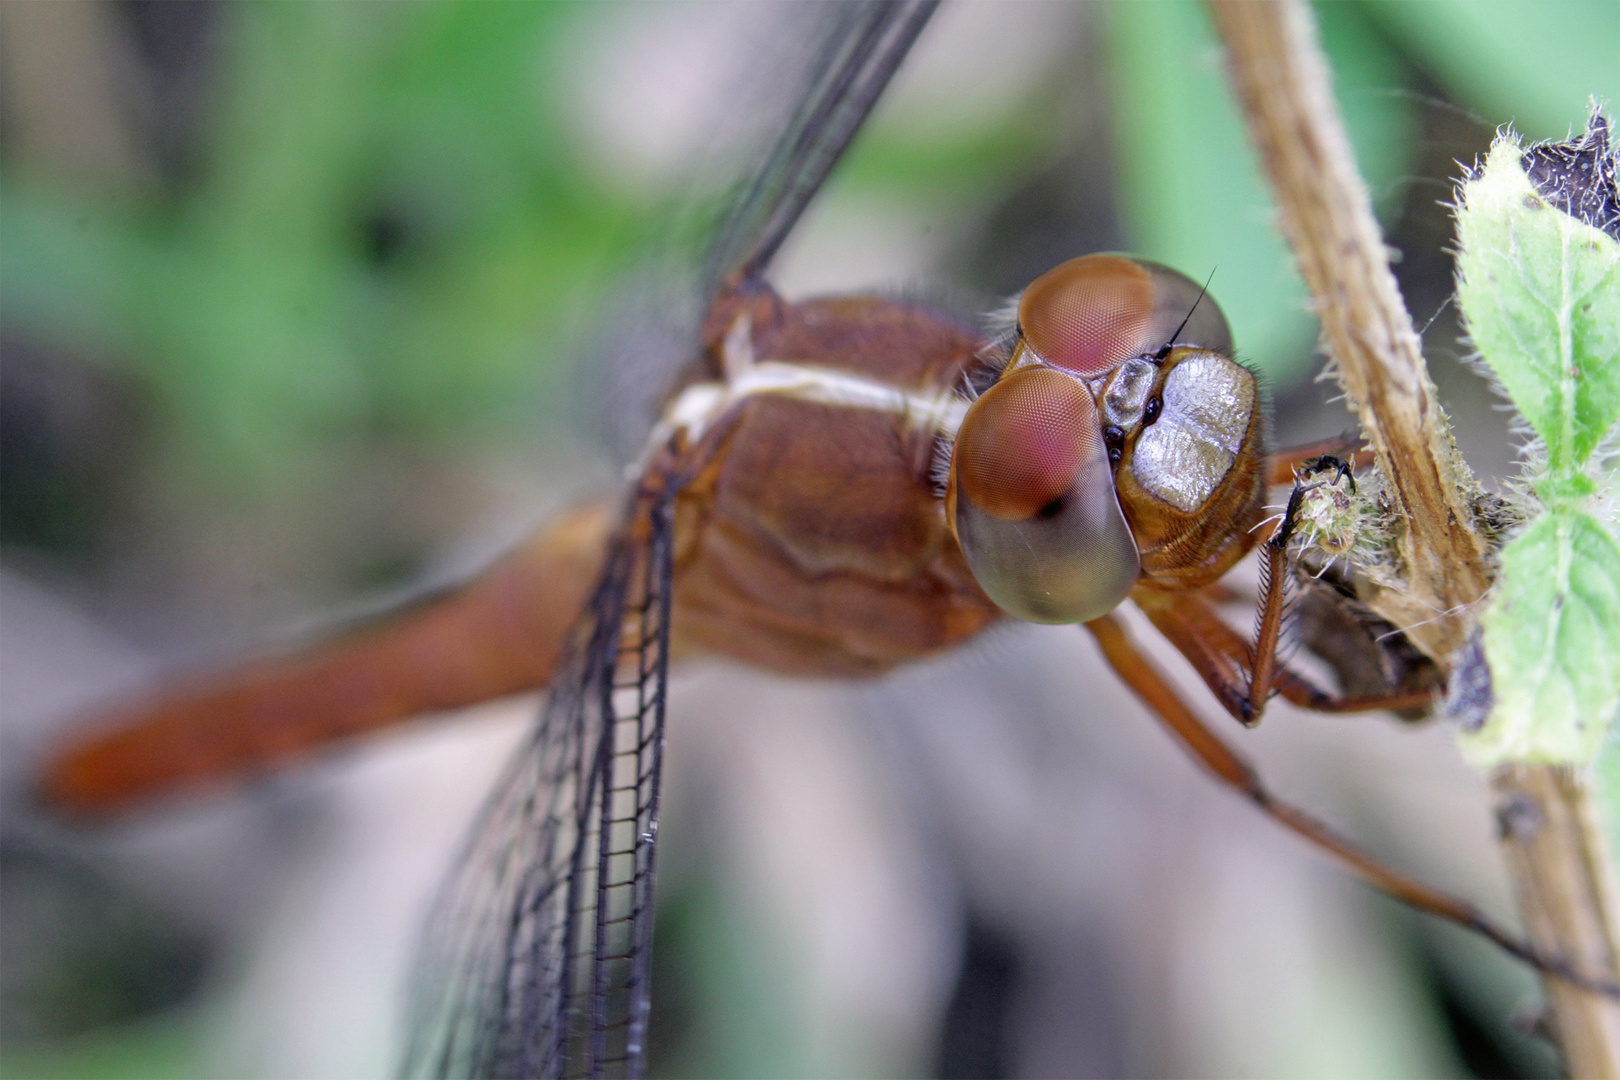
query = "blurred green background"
(3, 0, 1616, 569)
(1, 2, 1616, 1078)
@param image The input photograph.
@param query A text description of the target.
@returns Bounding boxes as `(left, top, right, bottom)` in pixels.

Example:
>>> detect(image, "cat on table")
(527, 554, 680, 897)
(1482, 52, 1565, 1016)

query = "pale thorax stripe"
(638, 309, 968, 473)
(644, 360, 968, 469)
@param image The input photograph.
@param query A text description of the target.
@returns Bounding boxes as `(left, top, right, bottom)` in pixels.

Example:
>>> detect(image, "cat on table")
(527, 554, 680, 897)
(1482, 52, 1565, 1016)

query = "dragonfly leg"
(1144, 458, 1434, 727)
(1083, 611, 1620, 998)
(1140, 585, 1436, 728)
(1265, 435, 1373, 486)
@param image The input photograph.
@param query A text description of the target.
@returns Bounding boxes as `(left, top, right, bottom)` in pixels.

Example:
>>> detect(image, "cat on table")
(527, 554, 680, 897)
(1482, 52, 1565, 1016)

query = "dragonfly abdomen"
(43, 503, 615, 816)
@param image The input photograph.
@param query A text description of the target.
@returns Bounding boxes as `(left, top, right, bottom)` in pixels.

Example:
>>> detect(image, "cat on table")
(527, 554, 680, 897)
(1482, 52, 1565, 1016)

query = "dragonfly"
(36, 2, 1614, 1077)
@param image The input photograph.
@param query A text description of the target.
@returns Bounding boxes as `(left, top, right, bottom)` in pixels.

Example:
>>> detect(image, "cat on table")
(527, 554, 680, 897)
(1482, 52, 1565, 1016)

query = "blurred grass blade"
(1364, 0, 1620, 142)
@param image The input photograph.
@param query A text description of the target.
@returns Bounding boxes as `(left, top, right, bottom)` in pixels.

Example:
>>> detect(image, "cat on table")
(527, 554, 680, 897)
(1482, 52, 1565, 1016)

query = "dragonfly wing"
(404, 4, 942, 1075)
(595, 0, 941, 463)
(401, 480, 678, 1080)
(704, 0, 940, 293)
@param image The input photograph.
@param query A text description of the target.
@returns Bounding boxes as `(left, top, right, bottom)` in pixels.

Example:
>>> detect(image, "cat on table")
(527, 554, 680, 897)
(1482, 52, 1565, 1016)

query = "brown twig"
(1205, 0, 1489, 658)
(1497, 764, 1620, 1075)
(1205, 0, 1620, 1073)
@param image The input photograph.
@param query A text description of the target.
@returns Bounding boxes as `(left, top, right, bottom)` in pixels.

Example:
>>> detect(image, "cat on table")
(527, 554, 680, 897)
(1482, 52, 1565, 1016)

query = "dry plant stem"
(1206, 0, 1489, 657)
(1498, 765, 1620, 1075)
(1206, 0, 1620, 1072)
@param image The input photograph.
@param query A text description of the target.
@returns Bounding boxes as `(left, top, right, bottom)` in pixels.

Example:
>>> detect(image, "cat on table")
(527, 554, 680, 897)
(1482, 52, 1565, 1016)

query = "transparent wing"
(401, 479, 677, 1080)
(594, 0, 939, 462)
(401, 4, 939, 1076)
(701, 0, 940, 295)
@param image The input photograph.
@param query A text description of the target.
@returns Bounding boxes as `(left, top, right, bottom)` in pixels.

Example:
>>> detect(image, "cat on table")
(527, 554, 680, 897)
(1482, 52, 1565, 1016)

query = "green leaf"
(1455, 139, 1620, 474)
(1461, 508, 1620, 766)
(1453, 122, 1620, 769)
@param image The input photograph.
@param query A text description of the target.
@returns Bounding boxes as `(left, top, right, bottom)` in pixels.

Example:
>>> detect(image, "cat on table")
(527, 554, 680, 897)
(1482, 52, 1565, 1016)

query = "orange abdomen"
(42, 502, 613, 816)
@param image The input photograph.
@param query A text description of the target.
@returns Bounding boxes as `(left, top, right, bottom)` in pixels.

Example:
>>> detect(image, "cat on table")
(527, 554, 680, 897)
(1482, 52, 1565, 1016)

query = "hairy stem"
(1206, 0, 1620, 1072)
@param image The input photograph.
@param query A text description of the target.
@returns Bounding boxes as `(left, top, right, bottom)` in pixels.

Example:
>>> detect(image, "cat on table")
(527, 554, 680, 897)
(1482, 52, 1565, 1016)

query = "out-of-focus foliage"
(0, 1015, 198, 1080)
(1603, 740, 1620, 860)
(4, 0, 1618, 507)
(3, 4, 649, 491)
(1365, 0, 1620, 142)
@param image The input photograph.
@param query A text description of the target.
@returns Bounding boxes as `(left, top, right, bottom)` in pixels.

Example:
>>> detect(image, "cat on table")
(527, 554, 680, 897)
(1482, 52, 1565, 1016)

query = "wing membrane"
(402, 479, 677, 1080)
(595, 0, 940, 462)
(402, 3, 940, 1076)
(703, 0, 940, 293)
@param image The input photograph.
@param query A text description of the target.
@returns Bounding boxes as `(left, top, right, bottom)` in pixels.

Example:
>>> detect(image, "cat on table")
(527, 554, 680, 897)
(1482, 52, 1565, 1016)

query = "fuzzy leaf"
(1455, 140, 1620, 473)
(1461, 509, 1620, 766)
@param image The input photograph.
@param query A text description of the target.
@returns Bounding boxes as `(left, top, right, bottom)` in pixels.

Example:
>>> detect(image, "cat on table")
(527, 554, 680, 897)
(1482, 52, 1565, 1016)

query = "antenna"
(1154, 267, 1217, 360)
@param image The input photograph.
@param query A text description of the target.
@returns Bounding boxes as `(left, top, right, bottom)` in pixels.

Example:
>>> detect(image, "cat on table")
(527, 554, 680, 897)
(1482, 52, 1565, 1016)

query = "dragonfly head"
(948, 254, 1259, 623)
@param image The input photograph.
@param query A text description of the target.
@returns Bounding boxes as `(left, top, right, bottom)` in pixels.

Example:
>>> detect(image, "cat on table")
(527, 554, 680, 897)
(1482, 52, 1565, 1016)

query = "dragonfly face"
(948, 254, 1262, 624)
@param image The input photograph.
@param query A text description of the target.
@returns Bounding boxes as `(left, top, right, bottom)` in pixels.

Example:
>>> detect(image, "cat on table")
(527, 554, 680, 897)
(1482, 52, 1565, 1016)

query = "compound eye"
(950, 367, 1141, 624)
(1018, 255, 1157, 377)
(954, 368, 1099, 519)
(1016, 254, 1235, 376)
